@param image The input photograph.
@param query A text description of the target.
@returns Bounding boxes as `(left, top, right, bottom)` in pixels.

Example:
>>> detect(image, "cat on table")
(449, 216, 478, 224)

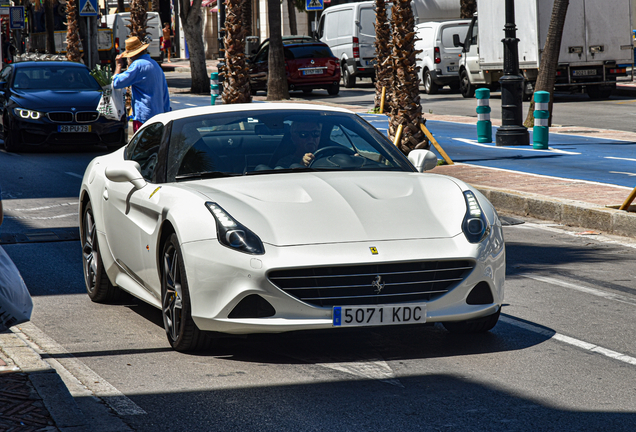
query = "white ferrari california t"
(79, 103, 505, 352)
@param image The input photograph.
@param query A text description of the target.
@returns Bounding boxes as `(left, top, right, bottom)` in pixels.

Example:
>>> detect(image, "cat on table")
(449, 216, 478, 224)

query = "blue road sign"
(306, 0, 323, 11)
(9, 6, 24, 30)
(79, 0, 98, 16)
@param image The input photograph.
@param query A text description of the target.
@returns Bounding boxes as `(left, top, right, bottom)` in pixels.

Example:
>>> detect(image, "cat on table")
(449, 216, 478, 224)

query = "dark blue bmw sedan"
(0, 61, 127, 152)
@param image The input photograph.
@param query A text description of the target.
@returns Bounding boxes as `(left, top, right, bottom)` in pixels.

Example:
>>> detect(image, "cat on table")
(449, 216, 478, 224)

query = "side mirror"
(408, 149, 438, 172)
(453, 34, 464, 48)
(105, 161, 146, 189)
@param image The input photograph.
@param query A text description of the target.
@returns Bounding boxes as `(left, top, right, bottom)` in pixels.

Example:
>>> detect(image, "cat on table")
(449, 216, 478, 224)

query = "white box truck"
(456, 0, 633, 99)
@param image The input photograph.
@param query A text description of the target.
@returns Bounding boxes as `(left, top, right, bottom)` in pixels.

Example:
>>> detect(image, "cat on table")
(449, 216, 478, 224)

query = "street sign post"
(9, 6, 24, 30)
(79, 0, 98, 16)
(306, 0, 323, 11)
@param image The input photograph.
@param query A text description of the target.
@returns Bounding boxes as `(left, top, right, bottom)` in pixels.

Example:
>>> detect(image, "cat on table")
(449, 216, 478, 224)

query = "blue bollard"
(475, 88, 492, 143)
(533, 91, 550, 149)
(210, 72, 220, 105)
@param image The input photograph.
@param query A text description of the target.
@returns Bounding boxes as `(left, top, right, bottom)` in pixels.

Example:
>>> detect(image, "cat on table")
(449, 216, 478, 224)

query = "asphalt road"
(2, 140, 636, 430)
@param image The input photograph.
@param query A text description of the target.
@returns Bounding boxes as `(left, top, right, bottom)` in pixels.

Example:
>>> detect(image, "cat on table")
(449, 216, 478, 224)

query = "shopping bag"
(0, 246, 33, 332)
(97, 83, 125, 121)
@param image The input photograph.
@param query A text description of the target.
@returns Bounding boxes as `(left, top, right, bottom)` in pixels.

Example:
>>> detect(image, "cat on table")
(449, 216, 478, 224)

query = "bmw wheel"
(82, 201, 121, 303)
(162, 233, 210, 352)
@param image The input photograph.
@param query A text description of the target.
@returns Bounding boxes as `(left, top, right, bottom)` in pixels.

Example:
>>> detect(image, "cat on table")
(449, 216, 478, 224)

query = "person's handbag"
(0, 246, 33, 332)
(97, 83, 126, 121)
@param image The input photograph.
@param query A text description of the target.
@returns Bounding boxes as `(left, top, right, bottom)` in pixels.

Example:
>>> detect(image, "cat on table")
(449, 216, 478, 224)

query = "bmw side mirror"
(408, 149, 438, 173)
(453, 34, 464, 48)
(105, 161, 146, 189)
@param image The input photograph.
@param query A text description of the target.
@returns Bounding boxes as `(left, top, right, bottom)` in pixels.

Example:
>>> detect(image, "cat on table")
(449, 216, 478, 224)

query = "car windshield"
(166, 110, 413, 182)
(285, 45, 334, 60)
(12, 66, 101, 91)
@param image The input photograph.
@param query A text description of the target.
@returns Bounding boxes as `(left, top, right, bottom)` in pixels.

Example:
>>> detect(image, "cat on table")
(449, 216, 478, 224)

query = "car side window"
(0, 66, 11, 84)
(126, 122, 164, 181)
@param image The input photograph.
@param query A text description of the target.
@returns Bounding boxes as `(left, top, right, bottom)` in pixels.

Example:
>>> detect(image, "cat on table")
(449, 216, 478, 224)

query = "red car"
(249, 38, 341, 96)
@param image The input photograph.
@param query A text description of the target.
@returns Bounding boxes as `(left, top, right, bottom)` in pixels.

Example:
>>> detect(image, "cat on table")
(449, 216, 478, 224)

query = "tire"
(82, 202, 122, 303)
(3, 119, 21, 152)
(423, 70, 439, 95)
(327, 84, 340, 96)
(586, 85, 613, 100)
(459, 68, 475, 98)
(302, 89, 313, 94)
(442, 309, 500, 334)
(342, 64, 356, 88)
(161, 233, 211, 352)
(449, 81, 460, 92)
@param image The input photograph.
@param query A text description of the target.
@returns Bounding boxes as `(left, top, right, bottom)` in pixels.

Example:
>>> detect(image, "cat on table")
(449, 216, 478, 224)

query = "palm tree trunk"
(179, 0, 210, 94)
(44, 0, 55, 53)
(66, 0, 82, 62)
(267, 0, 289, 100)
(524, 0, 569, 128)
(286, 0, 297, 36)
(222, 0, 251, 103)
(388, 0, 428, 154)
(373, 0, 392, 110)
(117, 0, 125, 13)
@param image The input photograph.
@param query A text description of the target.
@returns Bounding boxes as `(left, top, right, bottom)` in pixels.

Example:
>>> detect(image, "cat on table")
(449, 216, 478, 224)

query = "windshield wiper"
(175, 171, 237, 181)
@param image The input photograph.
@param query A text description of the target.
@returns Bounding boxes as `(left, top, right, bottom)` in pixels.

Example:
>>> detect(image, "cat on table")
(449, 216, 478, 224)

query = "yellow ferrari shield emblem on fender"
(370, 247, 378, 255)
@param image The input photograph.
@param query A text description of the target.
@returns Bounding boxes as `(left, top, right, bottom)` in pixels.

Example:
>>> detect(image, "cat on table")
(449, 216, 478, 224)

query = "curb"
(478, 186, 636, 237)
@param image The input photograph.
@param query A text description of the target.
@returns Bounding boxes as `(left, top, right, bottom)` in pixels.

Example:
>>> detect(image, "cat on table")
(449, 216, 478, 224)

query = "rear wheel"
(442, 309, 500, 334)
(82, 201, 121, 303)
(423, 70, 439, 95)
(161, 233, 211, 352)
(449, 81, 460, 92)
(302, 89, 313, 94)
(342, 64, 356, 88)
(459, 68, 475, 98)
(586, 85, 614, 100)
(327, 83, 340, 96)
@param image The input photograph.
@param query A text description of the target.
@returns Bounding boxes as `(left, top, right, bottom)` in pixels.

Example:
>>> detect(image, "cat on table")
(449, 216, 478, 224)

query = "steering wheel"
(309, 146, 356, 167)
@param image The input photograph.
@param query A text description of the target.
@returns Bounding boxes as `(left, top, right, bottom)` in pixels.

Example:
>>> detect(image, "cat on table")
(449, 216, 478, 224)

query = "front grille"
(268, 260, 474, 307)
(48, 112, 73, 122)
(76, 111, 99, 122)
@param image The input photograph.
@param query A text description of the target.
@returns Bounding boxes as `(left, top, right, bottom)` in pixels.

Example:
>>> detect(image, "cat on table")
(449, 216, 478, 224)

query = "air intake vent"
(76, 111, 99, 122)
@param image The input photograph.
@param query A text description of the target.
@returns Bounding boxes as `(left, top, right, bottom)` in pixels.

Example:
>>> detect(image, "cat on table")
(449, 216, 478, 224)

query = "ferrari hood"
(12, 90, 101, 111)
(185, 172, 467, 246)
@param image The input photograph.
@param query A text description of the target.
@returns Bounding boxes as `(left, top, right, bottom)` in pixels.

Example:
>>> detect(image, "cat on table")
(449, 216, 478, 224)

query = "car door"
(0, 66, 13, 137)
(102, 122, 165, 296)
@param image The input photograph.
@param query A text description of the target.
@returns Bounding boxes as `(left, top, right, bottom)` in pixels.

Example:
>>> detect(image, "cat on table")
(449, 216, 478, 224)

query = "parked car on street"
(79, 103, 505, 352)
(0, 61, 127, 152)
(248, 38, 341, 96)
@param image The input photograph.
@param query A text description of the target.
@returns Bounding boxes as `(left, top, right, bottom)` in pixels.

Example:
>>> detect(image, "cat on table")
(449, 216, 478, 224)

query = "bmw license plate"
(58, 125, 90, 133)
(447, 65, 459, 72)
(303, 68, 323, 75)
(572, 69, 596, 76)
(333, 303, 426, 327)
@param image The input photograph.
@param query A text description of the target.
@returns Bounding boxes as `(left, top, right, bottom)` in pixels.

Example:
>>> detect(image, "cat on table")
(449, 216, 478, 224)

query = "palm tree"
(373, 0, 392, 110)
(523, 0, 569, 128)
(44, 0, 55, 53)
(267, 0, 289, 100)
(460, 0, 477, 18)
(177, 0, 210, 94)
(127, 0, 148, 41)
(65, 0, 82, 62)
(388, 0, 428, 154)
(222, 0, 252, 104)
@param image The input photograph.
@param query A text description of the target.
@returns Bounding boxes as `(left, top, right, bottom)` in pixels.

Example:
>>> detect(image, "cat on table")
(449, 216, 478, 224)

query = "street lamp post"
(496, 0, 529, 146)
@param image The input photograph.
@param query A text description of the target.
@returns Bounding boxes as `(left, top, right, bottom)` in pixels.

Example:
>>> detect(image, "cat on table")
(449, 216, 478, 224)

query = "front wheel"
(459, 68, 475, 98)
(442, 309, 500, 334)
(3, 123, 22, 152)
(161, 233, 211, 352)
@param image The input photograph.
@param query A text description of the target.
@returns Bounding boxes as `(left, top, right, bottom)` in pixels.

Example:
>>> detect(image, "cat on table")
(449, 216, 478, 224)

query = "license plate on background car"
(333, 303, 426, 327)
(572, 69, 596, 76)
(447, 65, 459, 72)
(303, 69, 323, 75)
(58, 125, 90, 133)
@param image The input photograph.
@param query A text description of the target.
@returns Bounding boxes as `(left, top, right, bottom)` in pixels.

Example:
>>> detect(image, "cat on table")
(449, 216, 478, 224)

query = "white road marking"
(13, 322, 146, 416)
(9, 202, 77, 211)
(453, 138, 581, 155)
(520, 273, 636, 307)
(185, 103, 196, 106)
(65, 172, 83, 179)
(5, 213, 76, 220)
(608, 171, 636, 176)
(501, 316, 636, 366)
(316, 359, 403, 387)
(605, 156, 636, 162)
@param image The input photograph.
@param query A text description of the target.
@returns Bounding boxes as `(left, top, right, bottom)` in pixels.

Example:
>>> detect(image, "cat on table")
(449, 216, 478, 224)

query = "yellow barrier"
(379, 87, 386, 114)
(393, 124, 404, 147)
(419, 123, 454, 165)
(619, 186, 636, 211)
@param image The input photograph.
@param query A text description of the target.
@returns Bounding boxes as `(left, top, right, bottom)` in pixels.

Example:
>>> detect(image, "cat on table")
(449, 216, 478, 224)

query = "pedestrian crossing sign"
(306, 0, 323, 11)
(79, 0, 98, 16)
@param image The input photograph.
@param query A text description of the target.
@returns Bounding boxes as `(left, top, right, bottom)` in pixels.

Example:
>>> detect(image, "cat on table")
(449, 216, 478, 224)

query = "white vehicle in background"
(415, 19, 471, 94)
(104, 12, 163, 64)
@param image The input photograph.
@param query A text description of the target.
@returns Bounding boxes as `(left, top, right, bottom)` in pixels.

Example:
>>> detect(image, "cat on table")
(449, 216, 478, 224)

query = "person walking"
(113, 36, 171, 133)
(162, 22, 172, 63)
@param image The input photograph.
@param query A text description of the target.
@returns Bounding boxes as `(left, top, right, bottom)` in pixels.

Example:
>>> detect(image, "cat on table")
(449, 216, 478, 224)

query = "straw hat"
(122, 36, 149, 58)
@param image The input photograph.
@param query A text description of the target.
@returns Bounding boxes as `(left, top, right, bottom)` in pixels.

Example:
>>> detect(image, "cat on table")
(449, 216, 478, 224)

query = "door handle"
(103, 189, 109, 201)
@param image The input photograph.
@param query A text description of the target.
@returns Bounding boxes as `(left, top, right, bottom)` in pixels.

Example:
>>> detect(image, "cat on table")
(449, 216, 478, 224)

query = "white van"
(317, 1, 379, 88)
(104, 12, 163, 64)
(414, 19, 470, 94)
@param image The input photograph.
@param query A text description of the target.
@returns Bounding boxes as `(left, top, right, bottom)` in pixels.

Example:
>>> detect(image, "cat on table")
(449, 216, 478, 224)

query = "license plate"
(366, 60, 376, 66)
(447, 65, 459, 72)
(58, 125, 90, 133)
(303, 69, 323, 75)
(572, 69, 596, 76)
(333, 303, 426, 327)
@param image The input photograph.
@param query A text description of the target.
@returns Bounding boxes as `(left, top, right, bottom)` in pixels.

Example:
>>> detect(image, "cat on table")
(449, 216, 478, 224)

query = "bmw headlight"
(14, 108, 43, 120)
(205, 202, 265, 255)
(462, 190, 490, 243)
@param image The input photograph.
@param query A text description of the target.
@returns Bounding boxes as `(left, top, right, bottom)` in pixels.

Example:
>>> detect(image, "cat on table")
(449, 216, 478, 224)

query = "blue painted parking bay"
(359, 114, 636, 189)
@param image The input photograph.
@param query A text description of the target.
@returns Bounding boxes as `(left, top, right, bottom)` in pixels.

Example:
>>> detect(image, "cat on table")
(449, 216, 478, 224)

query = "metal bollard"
(475, 88, 492, 143)
(210, 72, 220, 105)
(533, 91, 550, 149)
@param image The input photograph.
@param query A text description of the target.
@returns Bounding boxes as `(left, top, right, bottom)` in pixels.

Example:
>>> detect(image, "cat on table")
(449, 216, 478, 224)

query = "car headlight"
(14, 108, 43, 120)
(462, 190, 490, 243)
(205, 202, 265, 255)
